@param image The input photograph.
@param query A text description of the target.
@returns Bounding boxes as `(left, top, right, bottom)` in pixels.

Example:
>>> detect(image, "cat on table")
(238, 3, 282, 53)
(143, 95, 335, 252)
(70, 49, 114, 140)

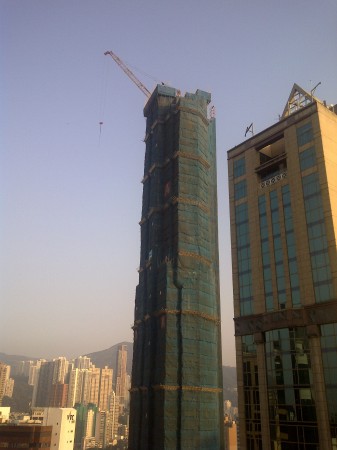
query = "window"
(297, 122, 313, 147)
(234, 179, 247, 200)
(320, 323, 337, 442)
(236, 202, 253, 315)
(242, 335, 262, 448)
(300, 146, 316, 171)
(259, 195, 274, 311)
(265, 327, 318, 448)
(234, 157, 246, 178)
(302, 173, 334, 303)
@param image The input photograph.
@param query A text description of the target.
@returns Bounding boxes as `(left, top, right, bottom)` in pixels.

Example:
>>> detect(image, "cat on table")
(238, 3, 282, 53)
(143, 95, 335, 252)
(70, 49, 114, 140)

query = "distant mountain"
(85, 341, 133, 374)
(0, 352, 38, 365)
(222, 365, 237, 389)
(86, 345, 236, 388)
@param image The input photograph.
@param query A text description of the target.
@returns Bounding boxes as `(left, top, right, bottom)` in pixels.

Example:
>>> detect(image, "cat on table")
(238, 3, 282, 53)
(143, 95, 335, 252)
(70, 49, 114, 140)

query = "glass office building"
(228, 85, 337, 449)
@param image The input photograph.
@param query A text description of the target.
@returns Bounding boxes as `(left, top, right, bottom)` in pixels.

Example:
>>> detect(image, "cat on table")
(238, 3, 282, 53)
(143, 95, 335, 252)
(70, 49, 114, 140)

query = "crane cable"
(98, 56, 110, 146)
(124, 59, 164, 86)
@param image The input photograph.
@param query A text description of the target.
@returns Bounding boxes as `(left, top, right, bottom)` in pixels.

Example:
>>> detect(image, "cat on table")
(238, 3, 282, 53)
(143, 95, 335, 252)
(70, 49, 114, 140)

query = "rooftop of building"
(143, 84, 211, 116)
(228, 83, 337, 157)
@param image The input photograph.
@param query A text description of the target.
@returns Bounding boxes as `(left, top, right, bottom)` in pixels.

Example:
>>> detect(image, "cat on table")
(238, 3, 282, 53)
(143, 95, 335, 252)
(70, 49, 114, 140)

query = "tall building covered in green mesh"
(129, 85, 224, 449)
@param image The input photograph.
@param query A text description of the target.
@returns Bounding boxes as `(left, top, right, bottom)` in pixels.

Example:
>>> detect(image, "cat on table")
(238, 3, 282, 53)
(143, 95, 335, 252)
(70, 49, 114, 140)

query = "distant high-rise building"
(68, 367, 99, 408)
(98, 366, 113, 412)
(28, 359, 46, 386)
(95, 410, 110, 448)
(50, 383, 68, 408)
(129, 86, 224, 449)
(224, 419, 237, 450)
(68, 367, 93, 408)
(52, 357, 69, 384)
(32, 358, 70, 408)
(108, 390, 120, 441)
(74, 356, 91, 370)
(3, 378, 14, 399)
(88, 367, 100, 406)
(32, 361, 54, 407)
(85, 405, 97, 439)
(15, 360, 34, 377)
(67, 368, 79, 408)
(228, 84, 337, 449)
(115, 345, 128, 412)
(74, 403, 93, 449)
(0, 363, 10, 406)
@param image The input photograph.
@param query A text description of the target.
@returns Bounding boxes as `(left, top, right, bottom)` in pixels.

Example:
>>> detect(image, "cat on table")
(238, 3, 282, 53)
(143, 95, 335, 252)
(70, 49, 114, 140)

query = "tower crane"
(104, 51, 151, 99)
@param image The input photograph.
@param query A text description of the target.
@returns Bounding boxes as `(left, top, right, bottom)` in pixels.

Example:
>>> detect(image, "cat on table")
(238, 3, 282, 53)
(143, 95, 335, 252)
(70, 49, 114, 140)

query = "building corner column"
(307, 324, 332, 450)
(254, 332, 271, 450)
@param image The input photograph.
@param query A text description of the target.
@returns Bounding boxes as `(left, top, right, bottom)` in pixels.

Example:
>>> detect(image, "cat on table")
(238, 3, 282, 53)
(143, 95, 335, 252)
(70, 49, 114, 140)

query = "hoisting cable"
(98, 56, 110, 146)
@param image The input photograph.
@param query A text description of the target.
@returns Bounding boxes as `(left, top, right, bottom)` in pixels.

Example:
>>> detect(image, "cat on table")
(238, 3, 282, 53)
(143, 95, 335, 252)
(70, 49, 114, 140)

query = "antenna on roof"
(245, 123, 254, 137)
(311, 81, 321, 99)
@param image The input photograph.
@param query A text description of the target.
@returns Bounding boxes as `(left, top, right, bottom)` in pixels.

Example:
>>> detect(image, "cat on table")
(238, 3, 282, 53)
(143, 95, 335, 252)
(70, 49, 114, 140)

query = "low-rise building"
(31, 407, 76, 449)
(0, 407, 10, 423)
(0, 423, 52, 449)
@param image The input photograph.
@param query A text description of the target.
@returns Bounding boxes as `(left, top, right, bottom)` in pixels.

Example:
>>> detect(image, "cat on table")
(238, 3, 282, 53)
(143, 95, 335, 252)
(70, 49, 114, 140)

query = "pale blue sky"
(1, 0, 336, 366)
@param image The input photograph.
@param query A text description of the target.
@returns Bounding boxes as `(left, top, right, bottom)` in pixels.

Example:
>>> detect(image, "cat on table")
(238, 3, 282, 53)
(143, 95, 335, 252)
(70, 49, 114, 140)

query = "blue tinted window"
(259, 194, 274, 311)
(300, 146, 316, 171)
(297, 122, 314, 146)
(234, 157, 246, 178)
(265, 327, 318, 447)
(234, 179, 247, 200)
(235, 202, 253, 315)
(321, 322, 337, 434)
(302, 172, 334, 303)
(236, 202, 248, 223)
(302, 172, 320, 196)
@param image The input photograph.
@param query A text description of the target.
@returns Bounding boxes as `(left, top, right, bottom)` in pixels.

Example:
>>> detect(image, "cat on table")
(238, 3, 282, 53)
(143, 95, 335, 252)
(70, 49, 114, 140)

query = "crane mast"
(104, 51, 151, 98)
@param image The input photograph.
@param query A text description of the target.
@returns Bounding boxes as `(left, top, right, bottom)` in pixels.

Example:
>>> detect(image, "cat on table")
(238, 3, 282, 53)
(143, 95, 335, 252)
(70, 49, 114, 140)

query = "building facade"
(31, 407, 77, 449)
(98, 366, 113, 412)
(0, 424, 52, 449)
(129, 85, 224, 449)
(228, 85, 337, 449)
(0, 363, 12, 406)
(115, 344, 128, 412)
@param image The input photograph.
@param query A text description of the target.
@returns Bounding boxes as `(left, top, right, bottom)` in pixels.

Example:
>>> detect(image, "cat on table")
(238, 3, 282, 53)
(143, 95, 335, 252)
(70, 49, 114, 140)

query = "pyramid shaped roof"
(282, 83, 322, 118)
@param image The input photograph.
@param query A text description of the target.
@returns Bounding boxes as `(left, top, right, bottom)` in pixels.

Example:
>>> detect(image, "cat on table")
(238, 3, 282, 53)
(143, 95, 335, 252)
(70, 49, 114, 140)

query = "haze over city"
(1, 0, 337, 366)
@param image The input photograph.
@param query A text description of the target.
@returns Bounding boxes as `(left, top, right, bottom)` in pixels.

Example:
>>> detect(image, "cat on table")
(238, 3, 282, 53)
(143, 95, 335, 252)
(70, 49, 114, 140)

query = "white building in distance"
(31, 407, 76, 450)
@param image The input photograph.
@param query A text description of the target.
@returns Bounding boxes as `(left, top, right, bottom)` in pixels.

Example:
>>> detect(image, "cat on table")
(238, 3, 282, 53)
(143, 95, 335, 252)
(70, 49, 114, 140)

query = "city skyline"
(2, 1, 337, 366)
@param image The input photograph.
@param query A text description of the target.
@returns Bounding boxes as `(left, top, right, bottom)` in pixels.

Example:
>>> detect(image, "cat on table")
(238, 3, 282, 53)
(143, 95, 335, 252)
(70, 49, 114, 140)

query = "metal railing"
(260, 171, 287, 188)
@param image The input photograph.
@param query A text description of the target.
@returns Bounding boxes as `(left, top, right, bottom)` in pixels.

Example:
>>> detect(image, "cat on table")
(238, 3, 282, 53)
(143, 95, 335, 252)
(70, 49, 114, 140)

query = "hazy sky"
(1, 0, 336, 366)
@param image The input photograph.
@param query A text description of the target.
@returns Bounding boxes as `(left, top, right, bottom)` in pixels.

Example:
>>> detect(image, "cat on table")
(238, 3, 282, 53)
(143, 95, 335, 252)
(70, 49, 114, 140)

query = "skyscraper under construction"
(129, 85, 224, 449)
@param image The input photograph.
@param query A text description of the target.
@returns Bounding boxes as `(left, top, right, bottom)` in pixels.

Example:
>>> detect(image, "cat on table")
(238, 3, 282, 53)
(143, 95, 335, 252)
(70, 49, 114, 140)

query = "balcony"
(255, 134, 287, 185)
